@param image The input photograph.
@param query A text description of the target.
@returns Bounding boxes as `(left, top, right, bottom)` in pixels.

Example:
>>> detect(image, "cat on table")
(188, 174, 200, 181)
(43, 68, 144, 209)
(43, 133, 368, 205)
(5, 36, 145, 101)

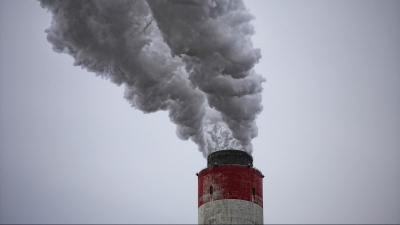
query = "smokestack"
(198, 150, 263, 224)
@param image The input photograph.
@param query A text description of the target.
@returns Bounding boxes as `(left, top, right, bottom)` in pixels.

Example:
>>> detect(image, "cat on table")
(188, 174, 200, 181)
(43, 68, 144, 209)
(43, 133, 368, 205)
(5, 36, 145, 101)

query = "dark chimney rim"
(207, 149, 253, 167)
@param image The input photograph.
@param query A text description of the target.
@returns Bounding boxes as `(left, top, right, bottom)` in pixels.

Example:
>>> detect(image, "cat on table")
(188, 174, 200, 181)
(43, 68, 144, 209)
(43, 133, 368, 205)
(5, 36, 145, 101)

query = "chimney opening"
(210, 186, 213, 195)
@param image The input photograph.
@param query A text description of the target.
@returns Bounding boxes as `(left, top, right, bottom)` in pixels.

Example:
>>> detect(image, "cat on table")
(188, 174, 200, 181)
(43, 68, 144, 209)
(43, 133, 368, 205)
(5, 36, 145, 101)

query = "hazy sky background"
(1, 0, 399, 224)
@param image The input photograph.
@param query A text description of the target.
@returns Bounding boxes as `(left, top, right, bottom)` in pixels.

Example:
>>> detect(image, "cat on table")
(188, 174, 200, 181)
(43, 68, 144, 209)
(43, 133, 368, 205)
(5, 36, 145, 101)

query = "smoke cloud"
(39, 0, 264, 157)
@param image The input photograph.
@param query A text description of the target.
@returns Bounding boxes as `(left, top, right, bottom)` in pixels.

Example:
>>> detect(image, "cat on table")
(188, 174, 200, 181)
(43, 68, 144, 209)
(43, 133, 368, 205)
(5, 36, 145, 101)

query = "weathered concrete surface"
(198, 199, 263, 224)
(198, 165, 263, 207)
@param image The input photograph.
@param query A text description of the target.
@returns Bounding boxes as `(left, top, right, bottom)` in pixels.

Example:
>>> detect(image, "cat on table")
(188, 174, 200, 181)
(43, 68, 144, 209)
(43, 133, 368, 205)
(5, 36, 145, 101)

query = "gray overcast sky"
(1, 0, 399, 224)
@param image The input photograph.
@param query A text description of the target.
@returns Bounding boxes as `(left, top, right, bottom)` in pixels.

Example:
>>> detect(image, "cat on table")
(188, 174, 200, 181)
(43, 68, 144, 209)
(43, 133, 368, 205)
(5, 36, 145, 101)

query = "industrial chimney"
(197, 150, 264, 224)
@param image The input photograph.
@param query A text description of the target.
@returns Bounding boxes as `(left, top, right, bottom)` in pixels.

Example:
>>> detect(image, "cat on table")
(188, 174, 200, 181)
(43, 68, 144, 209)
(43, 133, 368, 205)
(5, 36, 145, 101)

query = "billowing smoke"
(39, 0, 264, 157)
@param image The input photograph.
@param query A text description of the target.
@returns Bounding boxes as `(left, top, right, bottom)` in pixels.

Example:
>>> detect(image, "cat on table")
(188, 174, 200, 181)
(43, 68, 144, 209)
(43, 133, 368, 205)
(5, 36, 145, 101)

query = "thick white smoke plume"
(39, 0, 265, 157)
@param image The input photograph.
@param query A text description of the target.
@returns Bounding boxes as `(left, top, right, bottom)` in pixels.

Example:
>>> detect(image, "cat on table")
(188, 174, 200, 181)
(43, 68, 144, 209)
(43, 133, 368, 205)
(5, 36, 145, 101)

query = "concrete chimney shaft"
(198, 150, 263, 224)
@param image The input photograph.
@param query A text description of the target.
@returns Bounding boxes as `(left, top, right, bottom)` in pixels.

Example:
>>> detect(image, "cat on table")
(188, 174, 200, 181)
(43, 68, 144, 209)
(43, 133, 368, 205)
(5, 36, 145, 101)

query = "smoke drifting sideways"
(39, 0, 265, 157)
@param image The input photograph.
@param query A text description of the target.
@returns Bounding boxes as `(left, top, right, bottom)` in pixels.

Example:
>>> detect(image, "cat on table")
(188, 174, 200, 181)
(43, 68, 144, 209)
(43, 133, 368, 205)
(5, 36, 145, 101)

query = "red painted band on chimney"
(198, 164, 263, 208)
